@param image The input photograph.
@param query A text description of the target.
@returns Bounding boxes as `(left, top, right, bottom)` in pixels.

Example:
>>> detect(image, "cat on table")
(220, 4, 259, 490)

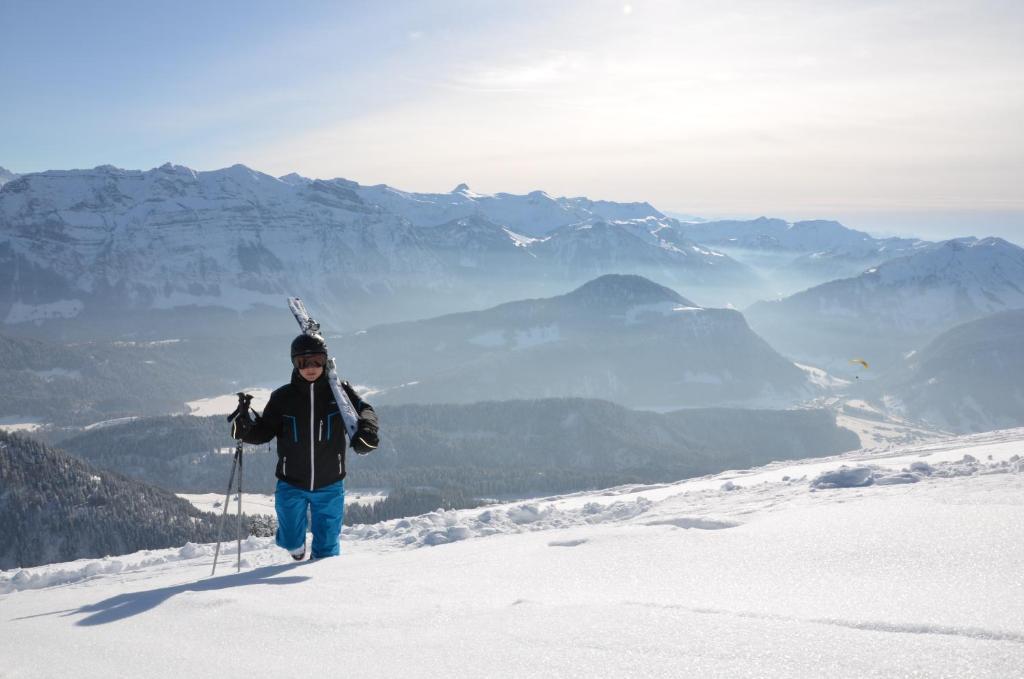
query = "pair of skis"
(287, 297, 360, 440)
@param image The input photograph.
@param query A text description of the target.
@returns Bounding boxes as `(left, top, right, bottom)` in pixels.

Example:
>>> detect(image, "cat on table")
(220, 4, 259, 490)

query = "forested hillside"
(0, 431, 232, 569)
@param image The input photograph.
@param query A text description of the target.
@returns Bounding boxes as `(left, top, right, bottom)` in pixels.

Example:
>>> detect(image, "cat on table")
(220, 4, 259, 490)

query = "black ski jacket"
(241, 371, 377, 491)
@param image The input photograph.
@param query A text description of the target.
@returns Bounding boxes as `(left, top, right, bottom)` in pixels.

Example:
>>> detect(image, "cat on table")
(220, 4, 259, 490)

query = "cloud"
(449, 51, 589, 92)
(232, 1, 1023, 216)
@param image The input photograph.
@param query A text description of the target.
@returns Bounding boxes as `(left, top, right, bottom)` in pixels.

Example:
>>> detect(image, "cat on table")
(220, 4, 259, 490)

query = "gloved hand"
(231, 409, 257, 441)
(351, 423, 378, 454)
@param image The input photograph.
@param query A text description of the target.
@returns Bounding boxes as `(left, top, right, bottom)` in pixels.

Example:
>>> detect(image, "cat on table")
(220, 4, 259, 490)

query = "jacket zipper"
(319, 419, 324, 442)
(309, 382, 315, 491)
(338, 452, 342, 475)
(283, 456, 287, 476)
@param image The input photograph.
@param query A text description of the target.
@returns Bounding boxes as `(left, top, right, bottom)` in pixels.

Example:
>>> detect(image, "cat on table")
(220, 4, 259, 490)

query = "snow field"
(177, 490, 389, 517)
(1, 429, 1023, 677)
(185, 388, 272, 416)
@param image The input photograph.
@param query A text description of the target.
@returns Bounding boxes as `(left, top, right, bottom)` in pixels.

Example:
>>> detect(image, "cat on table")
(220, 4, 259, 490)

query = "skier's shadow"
(68, 563, 310, 626)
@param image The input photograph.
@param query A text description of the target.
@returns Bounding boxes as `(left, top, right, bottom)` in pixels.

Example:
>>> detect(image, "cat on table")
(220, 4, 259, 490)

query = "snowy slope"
(3, 429, 1023, 677)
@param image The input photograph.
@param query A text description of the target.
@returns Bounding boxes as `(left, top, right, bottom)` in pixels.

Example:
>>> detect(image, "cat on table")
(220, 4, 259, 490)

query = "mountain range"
(745, 237, 1024, 371)
(0, 163, 760, 338)
(3, 160, 1021, 432)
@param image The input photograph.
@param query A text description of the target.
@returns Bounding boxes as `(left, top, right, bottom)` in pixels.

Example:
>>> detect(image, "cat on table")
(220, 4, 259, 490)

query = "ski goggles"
(293, 355, 327, 370)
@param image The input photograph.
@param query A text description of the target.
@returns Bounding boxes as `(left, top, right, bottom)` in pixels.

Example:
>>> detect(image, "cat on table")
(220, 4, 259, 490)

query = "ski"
(287, 297, 360, 439)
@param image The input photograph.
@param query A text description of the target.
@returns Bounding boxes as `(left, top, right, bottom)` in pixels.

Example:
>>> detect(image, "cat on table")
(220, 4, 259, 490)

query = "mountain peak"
(452, 183, 472, 194)
(974, 236, 1015, 249)
(563, 274, 695, 308)
(155, 162, 198, 178)
(912, 236, 1019, 261)
(278, 172, 311, 186)
(0, 166, 17, 187)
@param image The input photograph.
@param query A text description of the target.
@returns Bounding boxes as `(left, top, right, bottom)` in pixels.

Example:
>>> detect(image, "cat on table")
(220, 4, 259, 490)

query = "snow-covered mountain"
(0, 163, 757, 337)
(745, 237, 1024, 370)
(3, 428, 1022, 677)
(334, 274, 812, 409)
(677, 217, 931, 293)
(880, 310, 1024, 432)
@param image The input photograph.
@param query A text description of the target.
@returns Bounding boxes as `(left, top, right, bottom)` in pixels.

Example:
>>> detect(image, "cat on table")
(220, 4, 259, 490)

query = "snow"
(1, 164, 752, 321)
(185, 388, 272, 417)
(0, 417, 44, 433)
(794, 362, 850, 389)
(834, 409, 946, 449)
(110, 339, 182, 348)
(177, 493, 278, 517)
(178, 490, 388, 517)
(810, 465, 875, 488)
(82, 416, 140, 431)
(623, 301, 703, 324)
(29, 368, 82, 381)
(502, 227, 542, 248)
(2, 430, 1023, 676)
(771, 237, 1024, 333)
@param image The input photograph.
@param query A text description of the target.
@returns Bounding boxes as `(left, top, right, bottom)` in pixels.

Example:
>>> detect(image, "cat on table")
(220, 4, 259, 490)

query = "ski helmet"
(290, 334, 327, 359)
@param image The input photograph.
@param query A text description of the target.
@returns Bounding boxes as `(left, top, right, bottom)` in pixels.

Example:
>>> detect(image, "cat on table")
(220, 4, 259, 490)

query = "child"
(232, 334, 378, 560)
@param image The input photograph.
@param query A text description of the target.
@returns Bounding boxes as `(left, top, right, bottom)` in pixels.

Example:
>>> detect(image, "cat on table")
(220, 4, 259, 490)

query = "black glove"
(231, 409, 257, 441)
(351, 424, 378, 455)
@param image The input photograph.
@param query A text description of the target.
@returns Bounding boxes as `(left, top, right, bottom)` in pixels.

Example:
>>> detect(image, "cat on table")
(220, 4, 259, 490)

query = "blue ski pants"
(274, 478, 345, 559)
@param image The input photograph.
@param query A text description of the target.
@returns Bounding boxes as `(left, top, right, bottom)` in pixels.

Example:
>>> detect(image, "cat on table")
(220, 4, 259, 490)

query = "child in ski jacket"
(232, 334, 378, 560)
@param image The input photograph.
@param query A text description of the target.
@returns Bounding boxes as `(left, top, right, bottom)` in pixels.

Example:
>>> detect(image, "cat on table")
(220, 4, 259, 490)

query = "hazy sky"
(2, 0, 1022, 241)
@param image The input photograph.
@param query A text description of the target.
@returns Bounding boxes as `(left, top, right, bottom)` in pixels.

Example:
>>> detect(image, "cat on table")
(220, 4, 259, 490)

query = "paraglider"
(849, 358, 869, 378)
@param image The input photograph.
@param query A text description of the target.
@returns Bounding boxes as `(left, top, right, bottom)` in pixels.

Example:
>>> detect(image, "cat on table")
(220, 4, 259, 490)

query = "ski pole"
(236, 442, 243, 572)
(213, 392, 253, 575)
(211, 444, 239, 576)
